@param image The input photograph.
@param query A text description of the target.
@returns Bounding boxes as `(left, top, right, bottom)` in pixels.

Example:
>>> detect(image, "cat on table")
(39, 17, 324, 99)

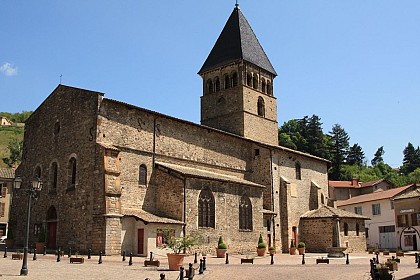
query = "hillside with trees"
(278, 115, 420, 186)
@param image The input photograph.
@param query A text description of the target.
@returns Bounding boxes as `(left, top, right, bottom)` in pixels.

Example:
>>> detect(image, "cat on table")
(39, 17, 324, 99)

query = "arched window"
(207, 79, 213, 94)
(50, 162, 58, 192)
(198, 189, 215, 228)
(257, 97, 265, 117)
(217, 97, 226, 106)
(246, 73, 252, 87)
(267, 81, 272, 95)
(344, 222, 349, 236)
(321, 193, 325, 205)
(295, 163, 301, 180)
(68, 157, 77, 189)
(139, 164, 147, 186)
(34, 166, 42, 179)
(261, 79, 266, 93)
(239, 195, 252, 230)
(215, 77, 220, 92)
(253, 75, 258, 89)
(224, 74, 230, 89)
(232, 72, 238, 87)
(356, 223, 360, 236)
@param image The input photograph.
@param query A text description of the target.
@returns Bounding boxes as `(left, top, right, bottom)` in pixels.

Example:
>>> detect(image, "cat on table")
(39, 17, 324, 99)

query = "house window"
(257, 97, 265, 117)
(411, 213, 418, 226)
(198, 189, 215, 228)
(295, 163, 302, 180)
(50, 162, 58, 192)
(390, 200, 394, 210)
(1, 184, 6, 197)
(354, 206, 362, 215)
(356, 223, 360, 236)
(34, 224, 42, 236)
(404, 235, 413, 247)
(139, 164, 147, 186)
(254, 149, 260, 156)
(68, 157, 77, 189)
(0, 202, 5, 217)
(156, 229, 175, 247)
(397, 215, 407, 227)
(239, 195, 252, 231)
(372, 204, 381, 215)
(344, 223, 349, 236)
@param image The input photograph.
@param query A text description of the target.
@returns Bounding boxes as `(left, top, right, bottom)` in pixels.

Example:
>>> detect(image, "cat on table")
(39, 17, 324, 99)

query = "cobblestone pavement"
(0, 252, 419, 280)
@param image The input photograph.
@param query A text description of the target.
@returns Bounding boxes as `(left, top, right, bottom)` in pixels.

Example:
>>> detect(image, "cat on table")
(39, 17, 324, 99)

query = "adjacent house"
(337, 185, 411, 250)
(0, 117, 13, 126)
(0, 168, 15, 237)
(329, 178, 396, 201)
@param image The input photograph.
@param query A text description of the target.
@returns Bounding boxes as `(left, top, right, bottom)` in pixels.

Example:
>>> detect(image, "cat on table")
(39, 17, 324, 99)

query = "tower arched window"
(295, 162, 301, 180)
(232, 72, 238, 87)
(215, 77, 220, 92)
(239, 195, 252, 231)
(198, 189, 215, 228)
(224, 74, 230, 89)
(207, 79, 213, 94)
(253, 75, 258, 89)
(261, 79, 266, 93)
(68, 157, 77, 189)
(344, 222, 349, 236)
(247, 73, 252, 87)
(139, 164, 147, 186)
(267, 81, 272, 95)
(257, 97, 265, 117)
(34, 166, 42, 179)
(50, 162, 58, 192)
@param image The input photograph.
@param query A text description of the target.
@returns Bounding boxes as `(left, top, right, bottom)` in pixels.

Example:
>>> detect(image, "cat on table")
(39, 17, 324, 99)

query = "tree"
(2, 139, 23, 167)
(400, 143, 420, 175)
(328, 124, 350, 180)
(371, 146, 384, 167)
(278, 119, 307, 151)
(409, 168, 420, 184)
(347, 143, 365, 166)
(306, 115, 325, 158)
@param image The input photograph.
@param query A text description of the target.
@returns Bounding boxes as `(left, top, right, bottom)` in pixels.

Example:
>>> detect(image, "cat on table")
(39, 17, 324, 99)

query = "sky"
(1, 1, 419, 168)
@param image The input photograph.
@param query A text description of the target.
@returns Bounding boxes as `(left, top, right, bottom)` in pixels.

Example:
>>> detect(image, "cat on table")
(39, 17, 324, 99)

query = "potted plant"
(256, 234, 267, 256)
(216, 236, 227, 258)
(385, 259, 398, 271)
(289, 240, 296, 255)
(396, 250, 404, 257)
(382, 249, 390, 256)
(268, 246, 276, 255)
(35, 227, 46, 252)
(297, 242, 305, 255)
(165, 233, 198, 271)
(5, 229, 14, 249)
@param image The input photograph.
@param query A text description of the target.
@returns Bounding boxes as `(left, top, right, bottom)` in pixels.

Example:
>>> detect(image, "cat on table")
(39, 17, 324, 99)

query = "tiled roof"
(198, 6, 276, 75)
(336, 185, 412, 206)
(300, 205, 370, 220)
(155, 162, 265, 188)
(97, 142, 120, 151)
(0, 168, 15, 179)
(121, 208, 183, 225)
(329, 180, 360, 188)
(393, 185, 420, 200)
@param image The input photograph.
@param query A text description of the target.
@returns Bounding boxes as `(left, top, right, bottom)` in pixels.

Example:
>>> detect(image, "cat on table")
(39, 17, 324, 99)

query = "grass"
(0, 126, 24, 168)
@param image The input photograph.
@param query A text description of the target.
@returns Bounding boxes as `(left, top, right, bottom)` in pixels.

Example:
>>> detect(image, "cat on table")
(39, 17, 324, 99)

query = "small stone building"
(300, 206, 369, 253)
(10, 4, 350, 256)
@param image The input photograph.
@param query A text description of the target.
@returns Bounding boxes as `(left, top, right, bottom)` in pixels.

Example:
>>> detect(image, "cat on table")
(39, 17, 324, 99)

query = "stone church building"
(10, 5, 366, 255)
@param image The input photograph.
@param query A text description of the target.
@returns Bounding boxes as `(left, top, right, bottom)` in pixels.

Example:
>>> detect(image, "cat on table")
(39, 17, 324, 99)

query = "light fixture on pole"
(14, 176, 43, 276)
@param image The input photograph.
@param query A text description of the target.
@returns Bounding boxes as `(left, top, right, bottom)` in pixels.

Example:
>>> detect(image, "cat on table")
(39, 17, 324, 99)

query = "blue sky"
(1, 1, 419, 168)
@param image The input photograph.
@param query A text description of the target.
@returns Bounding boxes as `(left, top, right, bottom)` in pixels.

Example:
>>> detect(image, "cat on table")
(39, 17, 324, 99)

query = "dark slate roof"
(198, 6, 277, 76)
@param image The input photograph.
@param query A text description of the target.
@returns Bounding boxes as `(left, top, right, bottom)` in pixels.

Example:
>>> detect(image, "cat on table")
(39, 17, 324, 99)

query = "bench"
(12, 253, 22, 260)
(316, 257, 329, 264)
(70, 257, 84, 263)
(241, 258, 254, 264)
(144, 260, 160, 267)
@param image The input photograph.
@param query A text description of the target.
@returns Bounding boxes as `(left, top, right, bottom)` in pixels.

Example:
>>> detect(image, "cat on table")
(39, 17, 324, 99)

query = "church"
(10, 4, 367, 255)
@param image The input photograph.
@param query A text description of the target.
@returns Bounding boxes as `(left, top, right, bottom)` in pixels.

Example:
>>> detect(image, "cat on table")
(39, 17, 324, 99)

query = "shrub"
(164, 233, 199, 254)
(257, 234, 266, 249)
(297, 242, 305, 248)
(290, 240, 296, 248)
(217, 236, 227, 249)
(37, 228, 46, 243)
(269, 246, 275, 251)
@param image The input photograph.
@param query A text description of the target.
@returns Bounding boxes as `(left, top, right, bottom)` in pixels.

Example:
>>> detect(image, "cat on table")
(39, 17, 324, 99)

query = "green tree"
(278, 119, 307, 151)
(371, 146, 385, 167)
(347, 143, 365, 166)
(2, 139, 23, 167)
(409, 168, 420, 184)
(400, 143, 420, 175)
(328, 124, 350, 180)
(306, 115, 326, 158)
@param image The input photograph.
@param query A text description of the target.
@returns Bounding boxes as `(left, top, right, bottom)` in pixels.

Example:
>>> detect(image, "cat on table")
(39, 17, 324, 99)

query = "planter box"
(316, 258, 329, 264)
(382, 251, 390, 256)
(298, 248, 305, 255)
(70, 257, 84, 263)
(257, 248, 266, 257)
(216, 248, 227, 258)
(241, 258, 254, 264)
(144, 260, 160, 267)
(289, 248, 296, 255)
(12, 253, 22, 260)
(167, 253, 187, 271)
(396, 252, 404, 257)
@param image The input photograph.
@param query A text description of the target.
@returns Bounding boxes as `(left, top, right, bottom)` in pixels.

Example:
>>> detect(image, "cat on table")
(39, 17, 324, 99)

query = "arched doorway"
(46, 206, 57, 250)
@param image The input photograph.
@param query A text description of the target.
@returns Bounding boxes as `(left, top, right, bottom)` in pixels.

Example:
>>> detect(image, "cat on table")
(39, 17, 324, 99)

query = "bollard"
(4, 246, 7, 258)
(302, 253, 305, 265)
(415, 252, 418, 263)
(194, 252, 197, 264)
(57, 249, 61, 262)
(160, 273, 165, 280)
(149, 251, 153, 262)
(129, 252, 133, 266)
(88, 249, 91, 259)
(122, 251, 126, 262)
(98, 251, 103, 264)
(270, 253, 274, 265)
(188, 263, 193, 280)
(43, 245, 47, 256)
(225, 253, 229, 264)
(418, 257, 420, 269)
(68, 247, 72, 258)
(375, 252, 379, 264)
(346, 253, 349, 265)
(33, 248, 37, 261)
(203, 256, 206, 271)
(199, 259, 204, 274)
(179, 266, 184, 280)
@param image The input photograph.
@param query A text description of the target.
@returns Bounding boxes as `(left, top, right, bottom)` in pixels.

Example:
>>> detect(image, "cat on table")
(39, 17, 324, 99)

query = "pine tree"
(400, 143, 420, 175)
(371, 146, 385, 167)
(306, 115, 325, 158)
(328, 124, 350, 180)
(347, 143, 365, 166)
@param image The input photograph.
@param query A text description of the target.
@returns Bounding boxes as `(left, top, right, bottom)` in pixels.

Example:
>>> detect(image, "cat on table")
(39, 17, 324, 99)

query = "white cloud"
(0, 62, 18, 76)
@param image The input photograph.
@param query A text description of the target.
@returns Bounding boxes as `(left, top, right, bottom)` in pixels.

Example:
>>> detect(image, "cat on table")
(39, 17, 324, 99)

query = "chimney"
(351, 178, 359, 186)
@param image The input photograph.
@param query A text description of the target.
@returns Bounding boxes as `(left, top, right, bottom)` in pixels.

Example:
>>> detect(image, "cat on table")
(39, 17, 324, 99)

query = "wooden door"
(47, 222, 57, 250)
(137, 229, 144, 255)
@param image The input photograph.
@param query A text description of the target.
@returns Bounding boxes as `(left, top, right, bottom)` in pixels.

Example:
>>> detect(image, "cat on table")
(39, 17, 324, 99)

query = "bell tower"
(198, 4, 278, 146)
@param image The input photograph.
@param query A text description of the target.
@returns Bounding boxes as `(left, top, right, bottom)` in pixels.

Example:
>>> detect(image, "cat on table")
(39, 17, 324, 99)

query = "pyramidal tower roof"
(199, 4, 277, 76)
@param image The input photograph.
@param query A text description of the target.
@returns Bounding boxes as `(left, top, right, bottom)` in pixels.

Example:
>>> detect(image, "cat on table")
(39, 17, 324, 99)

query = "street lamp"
(13, 176, 43, 276)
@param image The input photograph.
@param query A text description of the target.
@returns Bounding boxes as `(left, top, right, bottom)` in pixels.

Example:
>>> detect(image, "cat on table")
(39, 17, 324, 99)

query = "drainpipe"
(152, 117, 157, 166)
(183, 177, 187, 237)
(269, 149, 275, 247)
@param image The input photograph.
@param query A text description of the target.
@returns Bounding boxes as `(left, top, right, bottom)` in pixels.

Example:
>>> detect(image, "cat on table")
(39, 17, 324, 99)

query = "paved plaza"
(0, 252, 419, 279)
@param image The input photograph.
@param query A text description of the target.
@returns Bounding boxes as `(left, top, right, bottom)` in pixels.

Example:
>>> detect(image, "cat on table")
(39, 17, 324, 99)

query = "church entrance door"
(138, 229, 144, 255)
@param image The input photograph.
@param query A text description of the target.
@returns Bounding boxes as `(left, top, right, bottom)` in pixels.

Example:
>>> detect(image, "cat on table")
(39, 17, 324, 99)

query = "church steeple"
(199, 5, 279, 146)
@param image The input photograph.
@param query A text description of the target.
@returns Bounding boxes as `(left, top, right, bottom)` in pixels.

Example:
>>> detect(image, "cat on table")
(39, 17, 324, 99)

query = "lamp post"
(13, 176, 43, 276)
